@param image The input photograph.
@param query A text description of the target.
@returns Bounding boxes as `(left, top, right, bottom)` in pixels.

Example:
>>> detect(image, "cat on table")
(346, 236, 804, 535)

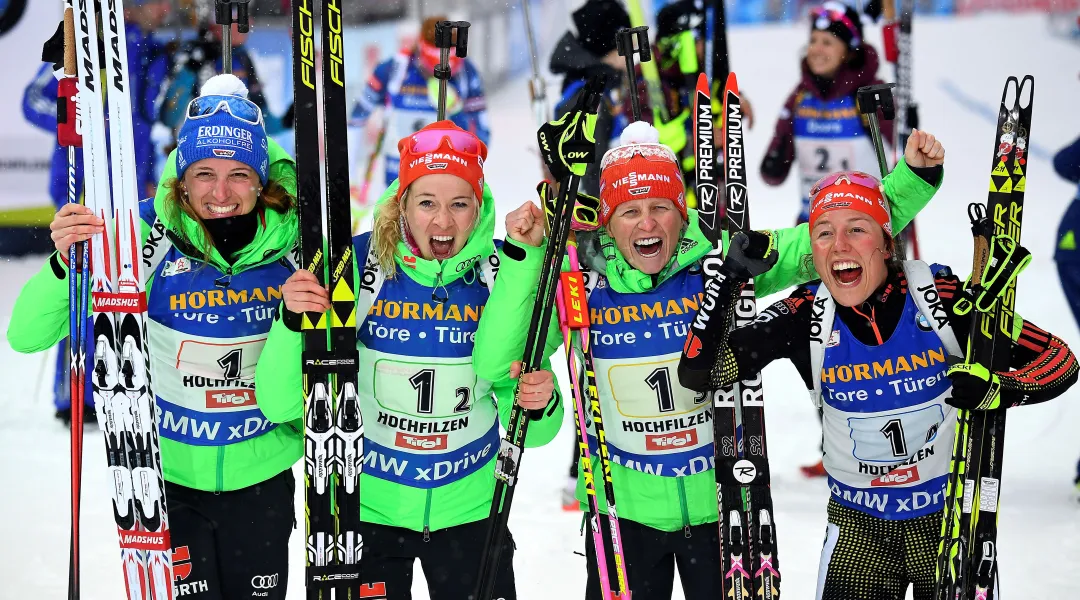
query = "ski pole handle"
(215, 0, 250, 75)
(856, 83, 897, 178)
(616, 26, 651, 122)
(433, 20, 471, 121)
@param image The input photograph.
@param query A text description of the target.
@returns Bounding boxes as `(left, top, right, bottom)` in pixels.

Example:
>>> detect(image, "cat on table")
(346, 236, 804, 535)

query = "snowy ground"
(3, 11, 1080, 600)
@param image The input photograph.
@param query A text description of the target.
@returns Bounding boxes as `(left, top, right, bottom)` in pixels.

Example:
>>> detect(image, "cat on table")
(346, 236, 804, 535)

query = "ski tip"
(725, 71, 739, 95)
(695, 72, 710, 95)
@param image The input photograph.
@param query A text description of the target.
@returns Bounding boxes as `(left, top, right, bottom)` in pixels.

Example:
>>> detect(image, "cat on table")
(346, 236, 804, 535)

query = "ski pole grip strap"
(975, 234, 1031, 312)
(301, 350, 360, 377)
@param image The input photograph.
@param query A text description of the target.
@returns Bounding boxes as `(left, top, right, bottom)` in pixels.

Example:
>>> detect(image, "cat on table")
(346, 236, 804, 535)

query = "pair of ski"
(62, 0, 172, 596)
(695, 72, 781, 599)
(935, 76, 1035, 600)
(291, 0, 365, 598)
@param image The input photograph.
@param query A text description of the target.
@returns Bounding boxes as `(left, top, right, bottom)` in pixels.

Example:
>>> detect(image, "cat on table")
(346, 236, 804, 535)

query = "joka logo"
(395, 432, 448, 451)
(212, 148, 236, 158)
(645, 429, 697, 451)
(205, 389, 256, 409)
(251, 574, 279, 589)
(360, 582, 388, 599)
(172, 546, 193, 581)
(871, 465, 920, 487)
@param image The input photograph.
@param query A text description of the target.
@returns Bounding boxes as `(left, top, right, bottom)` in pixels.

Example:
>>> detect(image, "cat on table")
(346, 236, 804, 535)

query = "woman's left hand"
(510, 360, 555, 410)
(505, 201, 546, 248)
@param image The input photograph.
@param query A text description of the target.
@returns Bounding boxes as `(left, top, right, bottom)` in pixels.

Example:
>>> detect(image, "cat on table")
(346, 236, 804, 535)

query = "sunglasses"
(186, 94, 263, 126)
(809, 171, 881, 199)
(406, 128, 482, 155)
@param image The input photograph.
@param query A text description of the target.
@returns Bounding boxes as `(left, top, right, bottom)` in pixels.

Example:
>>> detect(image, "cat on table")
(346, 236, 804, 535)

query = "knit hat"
(396, 120, 488, 204)
(810, 1, 864, 50)
(572, 0, 631, 57)
(598, 121, 687, 226)
(176, 74, 269, 184)
(808, 171, 892, 236)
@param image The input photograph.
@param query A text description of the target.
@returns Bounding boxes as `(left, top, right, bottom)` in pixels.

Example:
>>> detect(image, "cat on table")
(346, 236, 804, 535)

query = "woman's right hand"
(50, 204, 104, 256)
(282, 269, 331, 314)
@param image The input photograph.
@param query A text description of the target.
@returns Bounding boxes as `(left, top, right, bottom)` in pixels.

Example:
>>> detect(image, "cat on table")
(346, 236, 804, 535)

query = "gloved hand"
(945, 362, 1002, 410)
(720, 230, 778, 281)
(537, 75, 603, 181)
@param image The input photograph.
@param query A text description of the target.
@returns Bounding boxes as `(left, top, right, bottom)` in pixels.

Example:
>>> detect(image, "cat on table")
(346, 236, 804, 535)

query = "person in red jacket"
(761, 1, 894, 225)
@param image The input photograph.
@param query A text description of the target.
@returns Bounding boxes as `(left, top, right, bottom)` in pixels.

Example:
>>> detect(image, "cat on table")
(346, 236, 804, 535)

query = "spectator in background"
(1052, 135, 1080, 493)
(157, 16, 285, 148)
(350, 15, 490, 194)
(20, 0, 171, 426)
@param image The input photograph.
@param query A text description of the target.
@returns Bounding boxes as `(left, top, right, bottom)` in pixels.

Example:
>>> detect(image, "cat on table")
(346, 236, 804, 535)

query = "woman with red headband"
(475, 121, 946, 599)
(255, 121, 561, 600)
(680, 167, 1078, 599)
(761, 1, 893, 225)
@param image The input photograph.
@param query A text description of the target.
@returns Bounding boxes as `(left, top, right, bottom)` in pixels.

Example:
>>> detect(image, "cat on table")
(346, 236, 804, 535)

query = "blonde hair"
(164, 175, 294, 263)
(370, 185, 482, 279)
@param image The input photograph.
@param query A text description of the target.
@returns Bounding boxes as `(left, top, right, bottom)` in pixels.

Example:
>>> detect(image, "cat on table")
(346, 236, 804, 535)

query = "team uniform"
(695, 263, 1076, 599)
(8, 85, 303, 598)
(256, 176, 563, 600)
(474, 127, 940, 597)
(760, 5, 895, 223)
(1052, 135, 1080, 490)
(349, 52, 489, 187)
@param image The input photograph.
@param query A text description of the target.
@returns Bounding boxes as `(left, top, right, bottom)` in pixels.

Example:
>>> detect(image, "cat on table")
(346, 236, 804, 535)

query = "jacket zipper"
(677, 479, 692, 538)
(216, 446, 225, 493)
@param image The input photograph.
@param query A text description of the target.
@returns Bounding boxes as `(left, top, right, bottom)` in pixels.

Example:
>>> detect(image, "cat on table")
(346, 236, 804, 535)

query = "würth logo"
(395, 432, 448, 451)
(205, 389, 256, 409)
(645, 429, 697, 451)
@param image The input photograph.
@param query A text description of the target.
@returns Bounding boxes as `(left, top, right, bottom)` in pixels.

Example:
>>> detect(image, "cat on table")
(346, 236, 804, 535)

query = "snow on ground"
(2, 11, 1080, 600)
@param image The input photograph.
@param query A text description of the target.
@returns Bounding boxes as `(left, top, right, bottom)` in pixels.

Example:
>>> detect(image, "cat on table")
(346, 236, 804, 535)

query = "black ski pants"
(167, 468, 295, 600)
(585, 514, 722, 600)
(359, 519, 517, 600)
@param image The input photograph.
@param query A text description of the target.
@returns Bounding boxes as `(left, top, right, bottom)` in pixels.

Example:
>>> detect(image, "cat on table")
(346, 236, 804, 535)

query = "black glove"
(721, 230, 778, 281)
(760, 148, 788, 182)
(864, 0, 883, 22)
(944, 362, 1002, 411)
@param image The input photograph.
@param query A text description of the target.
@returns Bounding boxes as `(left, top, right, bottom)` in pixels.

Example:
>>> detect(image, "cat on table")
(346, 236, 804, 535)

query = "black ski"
(935, 75, 1034, 600)
(716, 72, 780, 600)
(292, 0, 362, 596)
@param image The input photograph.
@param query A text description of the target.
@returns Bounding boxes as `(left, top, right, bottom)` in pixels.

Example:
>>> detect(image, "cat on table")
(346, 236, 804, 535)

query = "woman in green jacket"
(7, 75, 301, 600)
(473, 121, 946, 599)
(255, 120, 562, 600)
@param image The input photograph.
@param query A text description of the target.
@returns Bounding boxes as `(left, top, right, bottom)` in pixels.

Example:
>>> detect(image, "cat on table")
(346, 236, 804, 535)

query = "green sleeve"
(474, 238, 566, 447)
(254, 312, 305, 423)
(6, 216, 157, 354)
(6, 255, 71, 353)
(752, 159, 942, 296)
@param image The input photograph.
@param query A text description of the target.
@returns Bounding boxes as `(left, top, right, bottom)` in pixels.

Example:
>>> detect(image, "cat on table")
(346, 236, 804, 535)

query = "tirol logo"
(205, 389, 256, 409)
(395, 432, 448, 451)
(212, 148, 236, 158)
(645, 429, 697, 451)
(871, 464, 920, 487)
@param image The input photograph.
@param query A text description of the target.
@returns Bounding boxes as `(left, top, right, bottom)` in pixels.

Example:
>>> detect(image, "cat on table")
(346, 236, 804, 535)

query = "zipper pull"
(423, 526, 431, 543)
(431, 272, 448, 304)
(683, 524, 692, 539)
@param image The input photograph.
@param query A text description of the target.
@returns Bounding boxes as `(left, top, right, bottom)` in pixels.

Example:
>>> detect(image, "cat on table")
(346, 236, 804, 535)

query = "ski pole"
(856, 82, 909, 257)
(615, 26, 651, 122)
(214, 0, 250, 75)
(433, 20, 470, 121)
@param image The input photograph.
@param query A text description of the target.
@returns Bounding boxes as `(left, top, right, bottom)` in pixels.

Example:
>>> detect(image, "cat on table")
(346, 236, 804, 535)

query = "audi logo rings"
(251, 574, 279, 589)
